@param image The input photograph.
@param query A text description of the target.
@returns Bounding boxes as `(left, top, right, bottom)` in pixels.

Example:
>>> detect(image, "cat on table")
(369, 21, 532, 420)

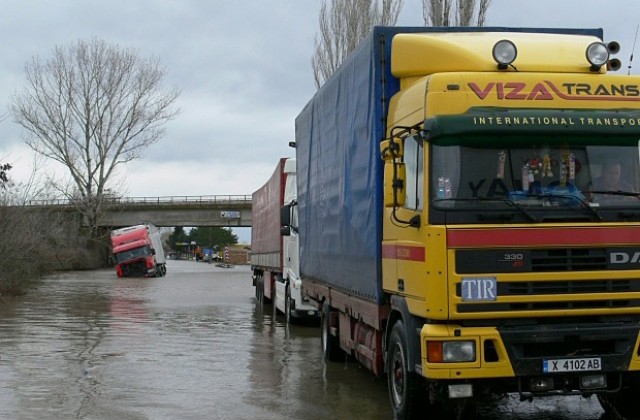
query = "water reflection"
(0, 261, 609, 419)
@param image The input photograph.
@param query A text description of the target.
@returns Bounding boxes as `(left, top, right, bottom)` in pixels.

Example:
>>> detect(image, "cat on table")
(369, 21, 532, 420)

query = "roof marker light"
(586, 42, 609, 71)
(492, 40, 517, 70)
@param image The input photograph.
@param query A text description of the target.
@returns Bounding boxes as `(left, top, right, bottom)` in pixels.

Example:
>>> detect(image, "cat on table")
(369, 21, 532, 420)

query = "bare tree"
(312, 0, 404, 89)
(422, 0, 492, 26)
(11, 39, 180, 233)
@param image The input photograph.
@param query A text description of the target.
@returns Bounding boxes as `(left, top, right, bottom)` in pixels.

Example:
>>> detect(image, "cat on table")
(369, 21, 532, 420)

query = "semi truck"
(111, 223, 166, 277)
(251, 158, 317, 323)
(295, 26, 640, 419)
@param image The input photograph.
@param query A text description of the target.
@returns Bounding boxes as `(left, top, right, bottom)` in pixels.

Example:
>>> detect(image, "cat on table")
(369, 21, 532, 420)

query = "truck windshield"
(114, 245, 151, 263)
(430, 135, 640, 223)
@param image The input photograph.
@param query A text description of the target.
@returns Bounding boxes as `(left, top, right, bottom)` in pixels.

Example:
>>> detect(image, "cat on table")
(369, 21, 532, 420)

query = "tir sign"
(461, 277, 497, 302)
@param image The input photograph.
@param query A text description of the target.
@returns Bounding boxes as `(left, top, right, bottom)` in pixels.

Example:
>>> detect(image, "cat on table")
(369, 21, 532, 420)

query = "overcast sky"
(1, 1, 639, 242)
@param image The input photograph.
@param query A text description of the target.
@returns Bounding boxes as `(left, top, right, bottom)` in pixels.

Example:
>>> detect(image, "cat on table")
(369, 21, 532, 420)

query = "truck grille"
(458, 298, 640, 313)
(530, 248, 607, 271)
(455, 247, 640, 314)
(502, 279, 640, 295)
(456, 279, 640, 313)
(455, 248, 610, 274)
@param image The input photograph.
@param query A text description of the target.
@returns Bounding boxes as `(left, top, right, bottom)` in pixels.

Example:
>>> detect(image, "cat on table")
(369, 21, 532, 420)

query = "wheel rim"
(390, 341, 406, 407)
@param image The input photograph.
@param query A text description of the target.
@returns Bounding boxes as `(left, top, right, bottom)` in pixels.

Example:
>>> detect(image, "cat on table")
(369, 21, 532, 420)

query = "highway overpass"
(26, 195, 252, 228)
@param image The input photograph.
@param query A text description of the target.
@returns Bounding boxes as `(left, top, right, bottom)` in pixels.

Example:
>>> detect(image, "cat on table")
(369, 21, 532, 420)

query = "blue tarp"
(296, 27, 396, 302)
(295, 26, 603, 303)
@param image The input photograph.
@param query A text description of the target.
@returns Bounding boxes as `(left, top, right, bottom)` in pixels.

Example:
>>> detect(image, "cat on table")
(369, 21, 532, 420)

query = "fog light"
(448, 384, 473, 399)
(530, 377, 554, 392)
(581, 374, 606, 389)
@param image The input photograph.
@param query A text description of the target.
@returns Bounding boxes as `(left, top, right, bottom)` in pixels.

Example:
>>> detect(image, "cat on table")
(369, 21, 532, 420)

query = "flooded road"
(0, 260, 609, 419)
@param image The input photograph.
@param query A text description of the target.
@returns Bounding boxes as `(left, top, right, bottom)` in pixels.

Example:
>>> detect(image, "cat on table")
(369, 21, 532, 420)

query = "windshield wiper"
(535, 192, 602, 221)
(434, 197, 537, 222)
(502, 198, 538, 222)
(590, 190, 640, 198)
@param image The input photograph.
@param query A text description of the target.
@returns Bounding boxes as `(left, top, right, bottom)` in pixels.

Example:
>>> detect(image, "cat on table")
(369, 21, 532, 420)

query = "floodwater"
(0, 260, 609, 420)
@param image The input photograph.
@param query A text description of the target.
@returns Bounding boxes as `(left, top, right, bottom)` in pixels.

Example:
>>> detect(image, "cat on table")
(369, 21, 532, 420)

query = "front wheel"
(598, 374, 640, 420)
(387, 320, 423, 420)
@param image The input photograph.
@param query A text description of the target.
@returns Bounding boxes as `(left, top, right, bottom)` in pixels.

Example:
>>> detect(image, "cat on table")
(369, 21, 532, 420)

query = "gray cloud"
(1, 0, 640, 240)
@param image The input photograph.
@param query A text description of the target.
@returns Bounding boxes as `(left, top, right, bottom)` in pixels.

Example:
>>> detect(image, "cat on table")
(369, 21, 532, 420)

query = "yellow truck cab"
(384, 30, 640, 418)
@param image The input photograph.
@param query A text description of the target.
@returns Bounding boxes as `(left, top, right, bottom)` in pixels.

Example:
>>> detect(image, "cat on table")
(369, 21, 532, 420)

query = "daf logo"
(610, 252, 640, 264)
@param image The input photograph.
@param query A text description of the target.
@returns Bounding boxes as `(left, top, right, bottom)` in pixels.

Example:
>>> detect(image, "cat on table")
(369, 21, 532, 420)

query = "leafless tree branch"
(312, 0, 404, 89)
(10, 38, 180, 232)
(422, 0, 492, 26)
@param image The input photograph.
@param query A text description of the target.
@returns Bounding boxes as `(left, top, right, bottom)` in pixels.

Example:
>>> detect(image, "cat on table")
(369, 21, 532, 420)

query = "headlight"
(492, 40, 517, 69)
(586, 42, 609, 69)
(428, 341, 476, 363)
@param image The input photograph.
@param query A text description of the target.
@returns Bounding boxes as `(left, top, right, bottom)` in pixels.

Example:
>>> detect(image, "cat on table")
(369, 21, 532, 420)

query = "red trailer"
(251, 158, 286, 303)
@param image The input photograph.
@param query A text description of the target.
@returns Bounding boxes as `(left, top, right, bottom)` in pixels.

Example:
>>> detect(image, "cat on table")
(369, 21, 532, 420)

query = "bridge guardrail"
(25, 195, 252, 207)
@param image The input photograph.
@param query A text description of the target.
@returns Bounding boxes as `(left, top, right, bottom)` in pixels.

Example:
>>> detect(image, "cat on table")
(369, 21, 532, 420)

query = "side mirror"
(384, 162, 406, 207)
(280, 204, 291, 226)
(151, 248, 156, 255)
(380, 138, 404, 161)
(381, 137, 406, 207)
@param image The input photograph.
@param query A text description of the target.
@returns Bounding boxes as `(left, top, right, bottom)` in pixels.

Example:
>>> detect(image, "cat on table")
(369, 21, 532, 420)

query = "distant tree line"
(168, 226, 238, 251)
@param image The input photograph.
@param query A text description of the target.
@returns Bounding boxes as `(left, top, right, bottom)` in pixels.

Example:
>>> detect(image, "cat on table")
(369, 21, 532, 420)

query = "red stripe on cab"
(448, 227, 640, 248)
(382, 244, 425, 261)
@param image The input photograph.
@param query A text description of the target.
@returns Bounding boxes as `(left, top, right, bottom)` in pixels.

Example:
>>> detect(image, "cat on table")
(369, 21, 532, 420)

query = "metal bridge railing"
(25, 195, 252, 207)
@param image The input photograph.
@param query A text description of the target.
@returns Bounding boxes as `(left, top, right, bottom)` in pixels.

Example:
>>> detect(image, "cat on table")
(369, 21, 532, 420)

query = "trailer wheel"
(321, 303, 342, 361)
(598, 373, 640, 419)
(387, 320, 423, 420)
(259, 275, 265, 303)
(255, 274, 264, 304)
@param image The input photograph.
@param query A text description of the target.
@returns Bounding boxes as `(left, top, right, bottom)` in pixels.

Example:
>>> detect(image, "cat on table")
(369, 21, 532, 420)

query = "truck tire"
(284, 285, 291, 325)
(598, 374, 640, 420)
(255, 274, 264, 304)
(321, 303, 342, 361)
(387, 320, 423, 420)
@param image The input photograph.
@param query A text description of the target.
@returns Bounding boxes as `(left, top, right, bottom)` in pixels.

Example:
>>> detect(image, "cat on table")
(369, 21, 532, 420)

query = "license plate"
(543, 357, 602, 373)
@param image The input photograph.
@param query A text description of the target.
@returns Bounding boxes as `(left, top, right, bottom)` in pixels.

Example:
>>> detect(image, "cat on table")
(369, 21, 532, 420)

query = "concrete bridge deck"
(26, 195, 253, 227)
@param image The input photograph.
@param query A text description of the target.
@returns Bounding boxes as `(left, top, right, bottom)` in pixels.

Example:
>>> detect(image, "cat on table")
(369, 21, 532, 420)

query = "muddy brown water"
(0, 260, 607, 419)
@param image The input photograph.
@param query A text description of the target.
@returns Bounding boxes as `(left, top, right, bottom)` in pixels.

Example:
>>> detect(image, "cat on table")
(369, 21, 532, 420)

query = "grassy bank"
(0, 205, 109, 297)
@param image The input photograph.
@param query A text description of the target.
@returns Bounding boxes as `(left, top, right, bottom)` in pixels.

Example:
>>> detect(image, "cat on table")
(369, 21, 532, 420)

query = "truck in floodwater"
(111, 223, 166, 277)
